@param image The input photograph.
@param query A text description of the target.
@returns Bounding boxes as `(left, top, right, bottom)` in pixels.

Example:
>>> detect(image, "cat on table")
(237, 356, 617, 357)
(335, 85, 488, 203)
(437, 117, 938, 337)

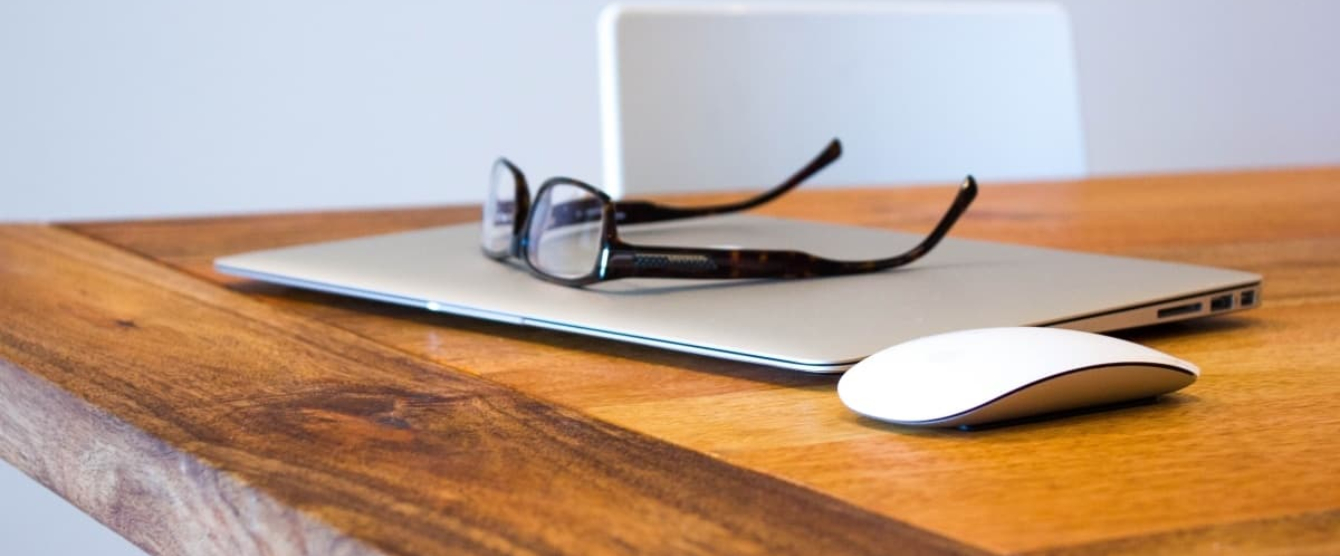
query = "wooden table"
(1, 169, 1338, 555)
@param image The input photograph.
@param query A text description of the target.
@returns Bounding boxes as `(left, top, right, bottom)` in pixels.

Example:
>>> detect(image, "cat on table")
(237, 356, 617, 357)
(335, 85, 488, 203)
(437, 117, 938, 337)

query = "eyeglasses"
(482, 139, 978, 287)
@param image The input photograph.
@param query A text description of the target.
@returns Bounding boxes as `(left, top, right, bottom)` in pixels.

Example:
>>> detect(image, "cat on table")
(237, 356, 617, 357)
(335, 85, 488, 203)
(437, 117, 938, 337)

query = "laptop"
(598, 1, 1085, 198)
(215, 215, 1261, 373)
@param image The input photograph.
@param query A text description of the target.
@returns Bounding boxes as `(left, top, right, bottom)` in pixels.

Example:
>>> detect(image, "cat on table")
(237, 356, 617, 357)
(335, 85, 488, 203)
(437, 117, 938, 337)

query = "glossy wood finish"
(0, 226, 967, 555)
(4, 168, 1339, 555)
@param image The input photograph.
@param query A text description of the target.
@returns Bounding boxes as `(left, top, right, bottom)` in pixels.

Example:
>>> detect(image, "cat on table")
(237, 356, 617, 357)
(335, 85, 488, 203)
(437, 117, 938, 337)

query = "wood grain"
(23, 167, 1340, 554)
(0, 226, 976, 556)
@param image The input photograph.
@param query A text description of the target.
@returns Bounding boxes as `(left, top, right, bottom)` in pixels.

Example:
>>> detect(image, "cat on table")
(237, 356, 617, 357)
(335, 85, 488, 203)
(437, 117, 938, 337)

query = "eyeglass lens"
(526, 183, 606, 280)
(482, 161, 518, 255)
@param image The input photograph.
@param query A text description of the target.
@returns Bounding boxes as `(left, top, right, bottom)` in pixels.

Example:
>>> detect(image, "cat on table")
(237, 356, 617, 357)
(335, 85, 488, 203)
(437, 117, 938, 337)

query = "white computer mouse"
(837, 327, 1200, 428)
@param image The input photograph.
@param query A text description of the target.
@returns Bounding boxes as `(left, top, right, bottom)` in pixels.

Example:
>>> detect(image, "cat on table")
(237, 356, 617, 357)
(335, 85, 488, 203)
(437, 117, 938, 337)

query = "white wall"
(0, 1, 1337, 554)
(2, 0, 1338, 222)
(1072, 0, 1340, 175)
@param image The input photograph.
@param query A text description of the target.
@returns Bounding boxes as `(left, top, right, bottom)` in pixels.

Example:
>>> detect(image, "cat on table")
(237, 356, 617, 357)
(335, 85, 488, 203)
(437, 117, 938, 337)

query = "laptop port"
(1241, 290, 1257, 306)
(1157, 302, 1203, 319)
(1210, 294, 1233, 312)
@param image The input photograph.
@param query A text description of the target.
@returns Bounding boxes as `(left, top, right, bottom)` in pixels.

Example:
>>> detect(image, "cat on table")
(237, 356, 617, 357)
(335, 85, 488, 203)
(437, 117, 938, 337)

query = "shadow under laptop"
(1107, 314, 1258, 342)
(224, 278, 1257, 406)
(224, 280, 839, 390)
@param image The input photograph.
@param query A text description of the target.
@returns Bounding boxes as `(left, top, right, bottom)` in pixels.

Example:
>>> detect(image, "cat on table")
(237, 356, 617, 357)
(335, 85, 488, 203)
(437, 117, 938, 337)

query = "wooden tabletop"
(2, 168, 1338, 555)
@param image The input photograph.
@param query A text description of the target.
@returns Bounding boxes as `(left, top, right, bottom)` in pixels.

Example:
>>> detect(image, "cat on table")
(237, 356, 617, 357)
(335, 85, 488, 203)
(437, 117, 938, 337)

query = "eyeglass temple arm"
(534, 139, 840, 232)
(601, 176, 977, 281)
(609, 139, 843, 225)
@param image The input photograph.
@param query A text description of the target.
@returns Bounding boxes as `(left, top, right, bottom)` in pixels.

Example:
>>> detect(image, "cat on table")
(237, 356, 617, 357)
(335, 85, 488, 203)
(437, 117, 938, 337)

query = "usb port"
(1210, 294, 1233, 312)
(1158, 302, 1203, 319)
(1241, 290, 1257, 306)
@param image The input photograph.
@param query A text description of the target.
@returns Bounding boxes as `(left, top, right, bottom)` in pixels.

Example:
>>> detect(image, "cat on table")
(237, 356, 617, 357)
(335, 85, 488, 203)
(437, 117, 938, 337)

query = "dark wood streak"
(0, 225, 980, 555)
(0, 356, 368, 556)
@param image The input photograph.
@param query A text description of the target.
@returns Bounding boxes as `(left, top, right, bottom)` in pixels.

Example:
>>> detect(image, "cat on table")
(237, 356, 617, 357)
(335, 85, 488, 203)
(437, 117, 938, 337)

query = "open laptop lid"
(598, 1, 1085, 198)
(215, 216, 1260, 373)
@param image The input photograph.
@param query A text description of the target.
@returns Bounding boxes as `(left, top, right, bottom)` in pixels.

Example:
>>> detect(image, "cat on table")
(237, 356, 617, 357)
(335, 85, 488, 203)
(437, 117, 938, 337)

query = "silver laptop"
(598, 1, 1085, 197)
(215, 215, 1260, 373)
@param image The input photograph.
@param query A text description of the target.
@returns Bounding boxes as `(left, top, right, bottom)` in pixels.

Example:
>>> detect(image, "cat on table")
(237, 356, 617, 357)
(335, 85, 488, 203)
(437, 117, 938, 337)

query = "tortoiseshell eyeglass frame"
(484, 138, 979, 287)
(482, 138, 843, 260)
(522, 174, 977, 286)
